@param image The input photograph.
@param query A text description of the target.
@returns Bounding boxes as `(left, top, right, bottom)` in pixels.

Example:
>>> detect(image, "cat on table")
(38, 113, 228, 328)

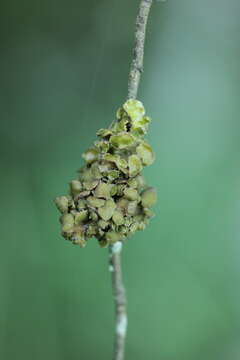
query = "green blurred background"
(1, 0, 240, 359)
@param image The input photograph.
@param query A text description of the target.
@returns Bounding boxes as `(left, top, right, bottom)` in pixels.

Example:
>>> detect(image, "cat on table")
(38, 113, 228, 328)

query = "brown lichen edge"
(54, 99, 157, 248)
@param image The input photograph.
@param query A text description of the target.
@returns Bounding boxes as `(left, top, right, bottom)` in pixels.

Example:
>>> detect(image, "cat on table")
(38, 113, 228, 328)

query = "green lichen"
(55, 99, 157, 247)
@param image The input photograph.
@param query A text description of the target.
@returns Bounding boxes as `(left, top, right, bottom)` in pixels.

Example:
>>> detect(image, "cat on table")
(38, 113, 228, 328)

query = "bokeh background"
(1, 0, 240, 359)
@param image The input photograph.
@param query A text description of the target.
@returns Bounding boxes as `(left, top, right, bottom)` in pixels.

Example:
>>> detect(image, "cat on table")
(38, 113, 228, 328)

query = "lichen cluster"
(55, 99, 157, 248)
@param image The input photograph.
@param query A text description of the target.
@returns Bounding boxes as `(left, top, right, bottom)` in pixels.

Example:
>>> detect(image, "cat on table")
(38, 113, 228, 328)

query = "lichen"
(54, 99, 157, 248)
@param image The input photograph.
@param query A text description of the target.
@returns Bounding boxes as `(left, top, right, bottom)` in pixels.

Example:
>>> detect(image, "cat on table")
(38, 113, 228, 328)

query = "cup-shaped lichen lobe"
(55, 99, 157, 247)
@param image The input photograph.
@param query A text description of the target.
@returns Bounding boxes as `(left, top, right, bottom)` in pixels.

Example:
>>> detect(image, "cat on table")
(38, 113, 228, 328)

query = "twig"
(109, 2, 153, 360)
(109, 243, 127, 360)
(128, 0, 153, 100)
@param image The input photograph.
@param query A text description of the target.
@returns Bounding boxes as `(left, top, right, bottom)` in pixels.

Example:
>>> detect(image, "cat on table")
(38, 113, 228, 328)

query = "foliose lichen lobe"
(55, 99, 157, 248)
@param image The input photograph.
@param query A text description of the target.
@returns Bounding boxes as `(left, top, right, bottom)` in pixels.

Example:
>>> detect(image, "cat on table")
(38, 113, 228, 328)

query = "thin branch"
(128, 0, 153, 100)
(109, 243, 127, 360)
(109, 2, 153, 360)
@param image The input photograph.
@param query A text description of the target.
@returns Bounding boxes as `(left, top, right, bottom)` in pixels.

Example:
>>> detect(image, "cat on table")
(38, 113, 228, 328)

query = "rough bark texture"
(109, 2, 153, 359)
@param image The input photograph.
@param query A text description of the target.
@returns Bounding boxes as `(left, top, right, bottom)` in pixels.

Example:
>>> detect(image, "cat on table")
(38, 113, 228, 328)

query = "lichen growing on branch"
(55, 99, 157, 248)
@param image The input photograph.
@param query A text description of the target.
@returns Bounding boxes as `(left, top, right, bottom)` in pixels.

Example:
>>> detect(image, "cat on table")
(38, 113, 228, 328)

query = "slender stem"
(109, 3, 153, 359)
(109, 242, 127, 360)
(128, 0, 153, 100)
